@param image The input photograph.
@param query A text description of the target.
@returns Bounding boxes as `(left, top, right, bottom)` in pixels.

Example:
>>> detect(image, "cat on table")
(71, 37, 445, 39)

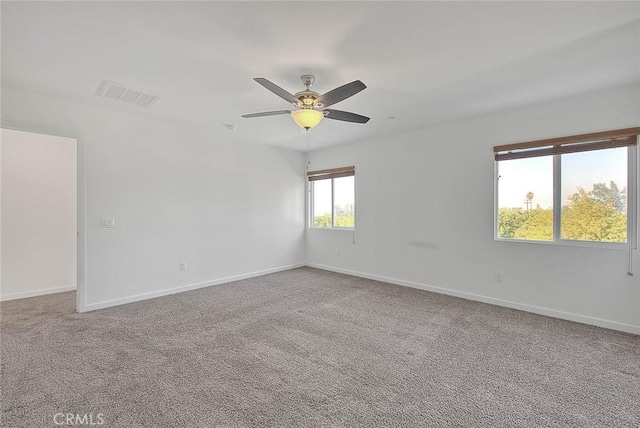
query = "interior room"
(1, 1, 639, 427)
(1, 129, 77, 301)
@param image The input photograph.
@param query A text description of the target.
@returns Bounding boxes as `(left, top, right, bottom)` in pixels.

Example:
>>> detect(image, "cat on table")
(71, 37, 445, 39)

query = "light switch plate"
(101, 218, 115, 228)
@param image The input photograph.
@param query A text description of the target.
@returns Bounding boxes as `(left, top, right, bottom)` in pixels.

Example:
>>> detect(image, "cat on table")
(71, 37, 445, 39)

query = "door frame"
(1, 120, 87, 312)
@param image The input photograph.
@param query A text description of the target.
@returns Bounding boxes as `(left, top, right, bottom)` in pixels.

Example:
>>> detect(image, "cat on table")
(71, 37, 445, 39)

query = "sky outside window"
(333, 176, 355, 228)
(498, 156, 553, 209)
(561, 148, 626, 206)
(313, 180, 331, 218)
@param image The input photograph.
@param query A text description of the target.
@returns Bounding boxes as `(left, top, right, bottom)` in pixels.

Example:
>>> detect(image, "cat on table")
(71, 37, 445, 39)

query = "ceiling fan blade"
(241, 110, 291, 118)
(323, 109, 370, 124)
(318, 80, 366, 107)
(253, 78, 299, 105)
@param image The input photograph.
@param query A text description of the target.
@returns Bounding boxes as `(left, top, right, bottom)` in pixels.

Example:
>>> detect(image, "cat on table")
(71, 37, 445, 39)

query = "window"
(495, 128, 638, 245)
(308, 166, 355, 229)
(497, 156, 553, 241)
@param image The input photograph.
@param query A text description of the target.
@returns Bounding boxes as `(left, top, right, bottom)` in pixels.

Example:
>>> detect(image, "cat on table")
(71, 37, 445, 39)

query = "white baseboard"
(0, 284, 77, 302)
(306, 263, 640, 335)
(81, 263, 305, 312)
(15, 263, 637, 335)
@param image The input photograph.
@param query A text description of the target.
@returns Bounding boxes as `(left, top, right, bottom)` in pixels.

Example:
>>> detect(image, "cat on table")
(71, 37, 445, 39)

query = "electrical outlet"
(180, 262, 188, 272)
(494, 272, 503, 283)
(336, 249, 341, 256)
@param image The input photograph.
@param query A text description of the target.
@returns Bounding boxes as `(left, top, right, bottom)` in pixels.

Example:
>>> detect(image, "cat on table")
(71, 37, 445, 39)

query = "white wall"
(1, 129, 77, 300)
(1, 87, 306, 311)
(306, 82, 640, 334)
(3, 83, 638, 333)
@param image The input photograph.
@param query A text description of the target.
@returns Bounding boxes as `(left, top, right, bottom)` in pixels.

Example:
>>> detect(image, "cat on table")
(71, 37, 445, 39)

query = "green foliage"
(561, 184, 626, 242)
(590, 181, 626, 212)
(334, 215, 355, 228)
(514, 206, 553, 241)
(313, 214, 332, 228)
(498, 182, 626, 243)
(334, 203, 355, 228)
(313, 203, 355, 228)
(498, 207, 527, 238)
(498, 206, 553, 241)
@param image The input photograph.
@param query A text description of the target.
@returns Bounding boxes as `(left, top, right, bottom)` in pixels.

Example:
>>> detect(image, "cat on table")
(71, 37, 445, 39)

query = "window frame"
(308, 174, 356, 231)
(494, 142, 637, 249)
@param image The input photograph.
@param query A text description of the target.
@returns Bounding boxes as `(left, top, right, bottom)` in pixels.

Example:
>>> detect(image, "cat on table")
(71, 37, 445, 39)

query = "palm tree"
(525, 192, 534, 211)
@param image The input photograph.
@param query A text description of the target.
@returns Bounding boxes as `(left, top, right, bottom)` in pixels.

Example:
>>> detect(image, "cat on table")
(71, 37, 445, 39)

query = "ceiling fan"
(242, 75, 370, 131)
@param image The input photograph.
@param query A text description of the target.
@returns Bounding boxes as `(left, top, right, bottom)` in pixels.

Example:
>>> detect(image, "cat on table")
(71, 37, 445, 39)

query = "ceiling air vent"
(96, 80, 160, 108)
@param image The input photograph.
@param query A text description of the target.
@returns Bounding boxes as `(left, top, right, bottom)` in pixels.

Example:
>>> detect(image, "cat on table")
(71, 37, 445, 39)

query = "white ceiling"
(2, 1, 639, 151)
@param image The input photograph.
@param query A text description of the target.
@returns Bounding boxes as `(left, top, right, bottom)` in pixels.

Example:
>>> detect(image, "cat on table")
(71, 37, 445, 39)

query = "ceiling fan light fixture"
(291, 109, 323, 130)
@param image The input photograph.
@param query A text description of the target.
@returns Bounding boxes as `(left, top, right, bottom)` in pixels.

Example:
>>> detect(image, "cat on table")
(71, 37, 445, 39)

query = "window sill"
(494, 237, 631, 250)
(309, 227, 355, 231)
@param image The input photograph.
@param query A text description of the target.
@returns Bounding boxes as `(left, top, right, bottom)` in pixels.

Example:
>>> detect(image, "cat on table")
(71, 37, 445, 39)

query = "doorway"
(1, 128, 78, 303)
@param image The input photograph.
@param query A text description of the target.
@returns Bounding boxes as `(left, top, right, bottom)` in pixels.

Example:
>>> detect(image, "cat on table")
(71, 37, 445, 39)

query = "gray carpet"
(1, 267, 639, 427)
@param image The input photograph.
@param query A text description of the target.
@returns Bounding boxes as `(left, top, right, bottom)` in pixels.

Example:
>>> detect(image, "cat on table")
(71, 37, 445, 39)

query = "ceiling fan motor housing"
(294, 90, 322, 108)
